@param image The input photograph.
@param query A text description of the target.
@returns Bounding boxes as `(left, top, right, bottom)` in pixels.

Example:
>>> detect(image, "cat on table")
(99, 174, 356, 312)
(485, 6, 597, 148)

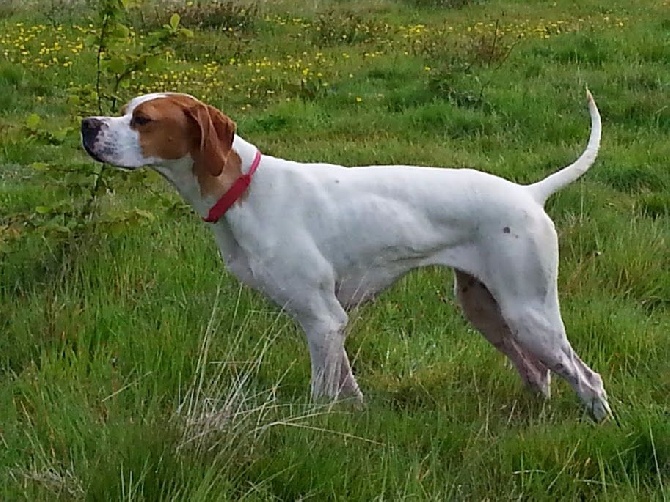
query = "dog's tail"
(527, 89, 601, 205)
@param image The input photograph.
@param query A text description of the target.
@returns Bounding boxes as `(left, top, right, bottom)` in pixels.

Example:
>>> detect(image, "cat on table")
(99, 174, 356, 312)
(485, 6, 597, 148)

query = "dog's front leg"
(298, 305, 363, 404)
(247, 255, 363, 403)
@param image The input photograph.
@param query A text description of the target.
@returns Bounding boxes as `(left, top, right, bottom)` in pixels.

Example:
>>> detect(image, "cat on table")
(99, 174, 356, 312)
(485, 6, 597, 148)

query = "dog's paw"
(589, 396, 613, 423)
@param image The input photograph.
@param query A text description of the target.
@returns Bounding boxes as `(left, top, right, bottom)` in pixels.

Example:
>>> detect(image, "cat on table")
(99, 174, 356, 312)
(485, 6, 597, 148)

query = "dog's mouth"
(81, 136, 135, 171)
(81, 138, 106, 163)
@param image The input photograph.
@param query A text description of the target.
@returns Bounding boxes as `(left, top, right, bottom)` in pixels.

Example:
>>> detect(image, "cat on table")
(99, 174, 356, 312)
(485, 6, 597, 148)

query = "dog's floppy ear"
(186, 103, 236, 177)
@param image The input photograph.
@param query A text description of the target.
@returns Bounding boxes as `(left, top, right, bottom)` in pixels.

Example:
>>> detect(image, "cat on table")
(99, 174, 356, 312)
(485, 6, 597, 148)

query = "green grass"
(1, 0, 669, 499)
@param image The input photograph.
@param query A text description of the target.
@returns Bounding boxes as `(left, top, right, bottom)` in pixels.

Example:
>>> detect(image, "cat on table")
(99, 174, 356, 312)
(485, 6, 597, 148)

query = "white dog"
(81, 90, 611, 421)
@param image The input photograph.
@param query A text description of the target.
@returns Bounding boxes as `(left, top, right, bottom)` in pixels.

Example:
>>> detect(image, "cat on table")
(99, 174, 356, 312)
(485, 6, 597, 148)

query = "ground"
(0, 0, 668, 500)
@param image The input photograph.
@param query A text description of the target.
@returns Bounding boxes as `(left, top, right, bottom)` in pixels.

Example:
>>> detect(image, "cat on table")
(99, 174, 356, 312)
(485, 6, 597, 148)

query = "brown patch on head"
(131, 95, 197, 161)
(130, 94, 241, 197)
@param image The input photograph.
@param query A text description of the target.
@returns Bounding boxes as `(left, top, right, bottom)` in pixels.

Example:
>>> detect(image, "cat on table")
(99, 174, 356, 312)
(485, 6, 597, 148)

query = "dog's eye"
(132, 115, 152, 127)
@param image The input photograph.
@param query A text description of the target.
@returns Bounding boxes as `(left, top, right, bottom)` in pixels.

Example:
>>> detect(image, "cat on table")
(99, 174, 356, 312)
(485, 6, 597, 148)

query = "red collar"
(203, 150, 261, 223)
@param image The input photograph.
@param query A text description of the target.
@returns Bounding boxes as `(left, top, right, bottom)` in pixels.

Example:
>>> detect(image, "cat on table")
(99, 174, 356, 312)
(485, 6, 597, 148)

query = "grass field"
(1, 0, 668, 499)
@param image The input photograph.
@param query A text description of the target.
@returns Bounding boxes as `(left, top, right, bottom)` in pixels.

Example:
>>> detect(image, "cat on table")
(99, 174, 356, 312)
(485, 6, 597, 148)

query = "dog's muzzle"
(81, 117, 106, 162)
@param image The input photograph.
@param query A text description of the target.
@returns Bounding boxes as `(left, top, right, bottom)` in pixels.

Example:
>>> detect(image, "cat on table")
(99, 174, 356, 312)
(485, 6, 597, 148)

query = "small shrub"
(416, 24, 517, 69)
(296, 75, 332, 101)
(402, 0, 483, 8)
(419, 22, 518, 108)
(466, 27, 519, 67)
(38, 0, 97, 24)
(311, 9, 391, 47)
(141, 1, 259, 33)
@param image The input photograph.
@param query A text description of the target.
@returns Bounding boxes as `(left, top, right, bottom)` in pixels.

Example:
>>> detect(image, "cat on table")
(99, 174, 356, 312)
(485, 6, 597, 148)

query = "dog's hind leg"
(338, 347, 362, 399)
(483, 218, 611, 421)
(501, 298, 611, 421)
(454, 270, 551, 397)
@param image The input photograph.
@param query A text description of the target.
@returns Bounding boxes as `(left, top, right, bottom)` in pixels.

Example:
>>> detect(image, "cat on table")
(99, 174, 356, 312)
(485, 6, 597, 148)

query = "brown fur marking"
(129, 95, 243, 199)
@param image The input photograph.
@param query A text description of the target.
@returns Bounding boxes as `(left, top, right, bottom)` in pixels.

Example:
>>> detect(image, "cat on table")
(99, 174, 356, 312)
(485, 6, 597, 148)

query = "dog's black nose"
(81, 117, 103, 140)
(81, 117, 106, 162)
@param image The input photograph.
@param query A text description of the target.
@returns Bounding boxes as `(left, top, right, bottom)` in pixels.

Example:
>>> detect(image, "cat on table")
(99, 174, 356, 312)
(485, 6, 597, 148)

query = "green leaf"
(26, 113, 41, 129)
(84, 34, 99, 48)
(133, 209, 156, 222)
(131, 54, 148, 72)
(169, 13, 181, 30)
(107, 221, 127, 236)
(50, 128, 71, 144)
(44, 224, 71, 236)
(107, 56, 126, 75)
(145, 54, 161, 70)
(35, 206, 51, 214)
(109, 23, 130, 39)
(30, 162, 50, 171)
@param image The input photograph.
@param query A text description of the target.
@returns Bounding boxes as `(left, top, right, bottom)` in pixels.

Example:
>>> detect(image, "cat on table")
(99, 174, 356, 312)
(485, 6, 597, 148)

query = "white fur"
(82, 91, 612, 421)
(83, 93, 172, 169)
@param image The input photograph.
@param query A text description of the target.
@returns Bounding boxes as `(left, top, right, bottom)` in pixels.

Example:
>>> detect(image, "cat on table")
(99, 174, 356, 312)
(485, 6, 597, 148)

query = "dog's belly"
(331, 240, 482, 310)
(335, 267, 409, 309)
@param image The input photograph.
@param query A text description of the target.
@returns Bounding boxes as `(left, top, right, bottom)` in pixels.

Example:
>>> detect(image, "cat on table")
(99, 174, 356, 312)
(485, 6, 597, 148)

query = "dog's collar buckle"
(203, 150, 261, 223)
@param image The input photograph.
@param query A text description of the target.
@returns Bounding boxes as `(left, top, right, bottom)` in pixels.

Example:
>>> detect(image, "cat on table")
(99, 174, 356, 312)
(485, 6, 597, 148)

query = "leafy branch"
(81, 1, 192, 222)
(3, 0, 193, 253)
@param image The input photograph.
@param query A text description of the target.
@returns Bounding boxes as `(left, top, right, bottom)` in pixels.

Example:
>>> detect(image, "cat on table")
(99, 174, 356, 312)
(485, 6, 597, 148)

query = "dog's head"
(81, 93, 238, 182)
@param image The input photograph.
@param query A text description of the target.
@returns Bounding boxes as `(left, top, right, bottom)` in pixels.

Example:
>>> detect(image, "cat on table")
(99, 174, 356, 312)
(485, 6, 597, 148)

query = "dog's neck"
(231, 135, 260, 175)
(153, 135, 261, 220)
